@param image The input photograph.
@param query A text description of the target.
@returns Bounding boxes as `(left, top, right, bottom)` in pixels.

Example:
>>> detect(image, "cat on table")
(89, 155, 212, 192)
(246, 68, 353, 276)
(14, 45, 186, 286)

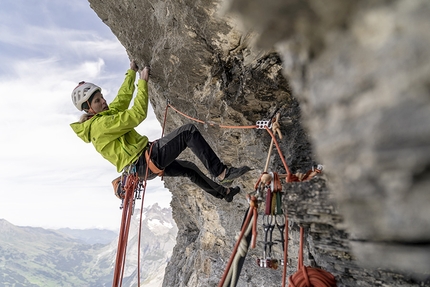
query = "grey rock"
(88, 0, 430, 286)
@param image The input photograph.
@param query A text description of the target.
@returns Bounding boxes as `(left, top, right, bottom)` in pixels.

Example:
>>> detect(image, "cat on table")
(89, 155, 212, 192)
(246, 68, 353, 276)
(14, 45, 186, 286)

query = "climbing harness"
(111, 167, 143, 206)
(144, 142, 164, 176)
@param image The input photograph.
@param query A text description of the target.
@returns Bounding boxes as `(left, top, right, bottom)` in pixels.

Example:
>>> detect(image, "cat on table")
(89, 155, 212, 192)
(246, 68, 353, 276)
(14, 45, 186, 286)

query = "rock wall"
(88, 0, 430, 286)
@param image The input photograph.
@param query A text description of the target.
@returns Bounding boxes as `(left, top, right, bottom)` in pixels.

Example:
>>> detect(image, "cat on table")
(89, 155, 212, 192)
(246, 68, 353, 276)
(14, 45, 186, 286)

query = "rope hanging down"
(112, 169, 140, 287)
(112, 147, 153, 287)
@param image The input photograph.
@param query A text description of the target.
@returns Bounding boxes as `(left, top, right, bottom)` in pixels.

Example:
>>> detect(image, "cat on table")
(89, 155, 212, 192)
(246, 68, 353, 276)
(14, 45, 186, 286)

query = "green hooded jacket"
(70, 69, 149, 172)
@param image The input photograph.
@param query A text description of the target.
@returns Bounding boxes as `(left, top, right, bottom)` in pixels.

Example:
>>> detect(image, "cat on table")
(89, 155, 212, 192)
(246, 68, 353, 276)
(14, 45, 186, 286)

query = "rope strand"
(218, 197, 258, 287)
(112, 173, 139, 286)
(167, 103, 258, 129)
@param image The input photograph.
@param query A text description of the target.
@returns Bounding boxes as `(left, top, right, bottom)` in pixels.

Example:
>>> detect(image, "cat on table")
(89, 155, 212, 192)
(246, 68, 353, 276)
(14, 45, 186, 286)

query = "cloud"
(0, 0, 171, 230)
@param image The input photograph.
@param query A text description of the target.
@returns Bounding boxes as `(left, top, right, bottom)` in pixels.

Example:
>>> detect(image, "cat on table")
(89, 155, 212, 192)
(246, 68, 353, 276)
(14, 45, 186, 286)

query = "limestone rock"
(88, 0, 430, 286)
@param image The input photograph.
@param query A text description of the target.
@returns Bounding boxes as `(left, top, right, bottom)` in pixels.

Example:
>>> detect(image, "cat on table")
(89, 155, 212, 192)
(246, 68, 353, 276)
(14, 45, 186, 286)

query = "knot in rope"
(271, 113, 283, 140)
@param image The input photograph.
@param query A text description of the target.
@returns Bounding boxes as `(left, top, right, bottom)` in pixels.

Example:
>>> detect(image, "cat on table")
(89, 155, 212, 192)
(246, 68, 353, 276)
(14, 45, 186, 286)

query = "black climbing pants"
(136, 124, 227, 199)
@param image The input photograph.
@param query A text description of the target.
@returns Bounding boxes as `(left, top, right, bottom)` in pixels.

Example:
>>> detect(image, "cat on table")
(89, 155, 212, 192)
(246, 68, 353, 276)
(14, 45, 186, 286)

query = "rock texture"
(88, 0, 430, 286)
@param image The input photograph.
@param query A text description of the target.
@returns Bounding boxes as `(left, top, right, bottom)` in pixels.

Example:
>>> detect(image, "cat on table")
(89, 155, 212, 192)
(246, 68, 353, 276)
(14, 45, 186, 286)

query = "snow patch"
(148, 219, 173, 235)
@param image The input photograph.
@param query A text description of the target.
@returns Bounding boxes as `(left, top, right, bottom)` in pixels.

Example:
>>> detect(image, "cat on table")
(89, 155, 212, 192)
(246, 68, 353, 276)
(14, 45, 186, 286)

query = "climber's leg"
(150, 124, 225, 177)
(163, 159, 226, 199)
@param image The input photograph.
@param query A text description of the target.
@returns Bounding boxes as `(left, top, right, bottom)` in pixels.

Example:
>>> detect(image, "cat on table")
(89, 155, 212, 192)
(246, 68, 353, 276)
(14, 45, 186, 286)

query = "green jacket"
(70, 69, 149, 172)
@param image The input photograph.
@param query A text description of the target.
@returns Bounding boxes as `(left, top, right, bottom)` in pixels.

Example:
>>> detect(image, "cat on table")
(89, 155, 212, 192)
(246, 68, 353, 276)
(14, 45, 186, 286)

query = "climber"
(70, 60, 251, 202)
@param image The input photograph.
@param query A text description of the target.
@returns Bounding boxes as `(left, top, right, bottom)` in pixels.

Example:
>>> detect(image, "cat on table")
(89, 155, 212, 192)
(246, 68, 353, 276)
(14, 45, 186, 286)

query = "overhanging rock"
(89, 0, 430, 285)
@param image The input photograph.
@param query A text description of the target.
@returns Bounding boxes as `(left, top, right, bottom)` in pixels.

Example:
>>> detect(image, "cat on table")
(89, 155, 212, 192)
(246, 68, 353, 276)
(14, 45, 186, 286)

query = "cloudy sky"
(0, 0, 171, 230)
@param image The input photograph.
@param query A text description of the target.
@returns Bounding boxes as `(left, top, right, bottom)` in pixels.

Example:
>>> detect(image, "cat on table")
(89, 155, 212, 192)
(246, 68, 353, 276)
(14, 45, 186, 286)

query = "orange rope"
(112, 163, 150, 287)
(137, 152, 151, 286)
(112, 173, 139, 287)
(263, 126, 292, 181)
(161, 100, 170, 138)
(282, 213, 288, 287)
(167, 103, 258, 129)
(166, 101, 321, 184)
(288, 227, 336, 287)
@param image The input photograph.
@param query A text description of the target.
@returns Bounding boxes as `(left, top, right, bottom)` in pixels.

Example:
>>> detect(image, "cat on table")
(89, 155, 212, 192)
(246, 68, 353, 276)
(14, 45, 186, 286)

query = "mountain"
(101, 203, 178, 287)
(56, 228, 118, 245)
(0, 204, 177, 287)
(0, 218, 111, 286)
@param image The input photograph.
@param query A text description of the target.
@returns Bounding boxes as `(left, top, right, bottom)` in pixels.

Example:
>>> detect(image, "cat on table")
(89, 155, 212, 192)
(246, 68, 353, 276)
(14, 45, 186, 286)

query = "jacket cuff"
(125, 69, 137, 75)
(138, 78, 148, 86)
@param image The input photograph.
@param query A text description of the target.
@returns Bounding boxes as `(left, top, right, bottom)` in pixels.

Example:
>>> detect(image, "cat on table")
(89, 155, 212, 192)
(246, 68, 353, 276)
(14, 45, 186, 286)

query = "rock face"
(88, 0, 430, 286)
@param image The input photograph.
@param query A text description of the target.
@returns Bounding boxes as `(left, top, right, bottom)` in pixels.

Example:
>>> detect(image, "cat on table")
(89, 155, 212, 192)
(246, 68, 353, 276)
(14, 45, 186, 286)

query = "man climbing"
(70, 60, 251, 202)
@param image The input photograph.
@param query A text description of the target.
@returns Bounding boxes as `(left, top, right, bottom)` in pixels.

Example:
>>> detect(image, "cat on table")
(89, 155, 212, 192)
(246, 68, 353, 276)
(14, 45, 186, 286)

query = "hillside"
(0, 204, 177, 287)
(56, 228, 117, 245)
(0, 219, 111, 286)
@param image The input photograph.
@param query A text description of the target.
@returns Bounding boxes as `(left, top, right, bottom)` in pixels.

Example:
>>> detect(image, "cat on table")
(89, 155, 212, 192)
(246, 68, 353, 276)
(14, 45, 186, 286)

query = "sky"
(0, 0, 172, 231)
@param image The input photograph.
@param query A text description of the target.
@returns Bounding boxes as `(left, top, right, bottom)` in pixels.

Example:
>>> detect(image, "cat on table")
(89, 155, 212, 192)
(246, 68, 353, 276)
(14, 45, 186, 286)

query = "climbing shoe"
(225, 186, 241, 202)
(219, 166, 252, 185)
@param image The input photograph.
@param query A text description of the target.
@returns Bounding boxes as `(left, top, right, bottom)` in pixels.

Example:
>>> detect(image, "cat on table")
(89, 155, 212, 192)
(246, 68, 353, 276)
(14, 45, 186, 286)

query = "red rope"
(167, 103, 258, 129)
(112, 173, 139, 287)
(137, 155, 151, 286)
(288, 227, 337, 287)
(282, 213, 289, 287)
(161, 101, 170, 138)
(263, 126, 292, 181)
(112, 163, 150, 287)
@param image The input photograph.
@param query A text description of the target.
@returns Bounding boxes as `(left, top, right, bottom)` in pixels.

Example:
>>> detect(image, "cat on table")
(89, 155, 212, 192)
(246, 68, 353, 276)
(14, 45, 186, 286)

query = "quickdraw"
(112, 165, 143, 210)
(256, 172, 285, 271)
(258, 215, 278, 269)
(275, 214, 286, 267)
(289, 164, 324, 183)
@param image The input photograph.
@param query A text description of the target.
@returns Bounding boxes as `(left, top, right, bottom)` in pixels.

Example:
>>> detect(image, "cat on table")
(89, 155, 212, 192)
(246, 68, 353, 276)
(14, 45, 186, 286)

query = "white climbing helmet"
(71, 81, 101, 111)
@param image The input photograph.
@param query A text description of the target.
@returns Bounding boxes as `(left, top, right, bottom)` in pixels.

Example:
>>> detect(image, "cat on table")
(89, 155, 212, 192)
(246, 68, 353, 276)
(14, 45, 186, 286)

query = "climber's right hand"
(140, 66, 150, 82)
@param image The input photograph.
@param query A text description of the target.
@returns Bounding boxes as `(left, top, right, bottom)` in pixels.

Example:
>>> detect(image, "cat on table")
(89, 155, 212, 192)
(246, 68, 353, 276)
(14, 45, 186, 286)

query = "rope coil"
(288, 227, 336, 287)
